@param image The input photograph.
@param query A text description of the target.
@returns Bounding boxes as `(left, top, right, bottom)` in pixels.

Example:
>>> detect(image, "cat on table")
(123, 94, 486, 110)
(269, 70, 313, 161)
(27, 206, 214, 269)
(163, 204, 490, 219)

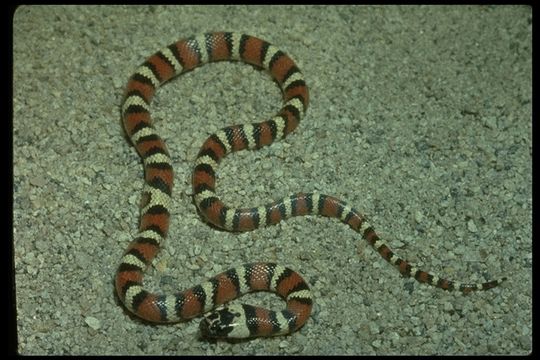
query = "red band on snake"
(115, 32, 506, 339)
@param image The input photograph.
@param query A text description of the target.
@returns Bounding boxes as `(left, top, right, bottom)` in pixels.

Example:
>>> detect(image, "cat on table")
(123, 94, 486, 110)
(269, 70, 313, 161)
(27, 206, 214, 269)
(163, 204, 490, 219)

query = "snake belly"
(115, 32, 506, 340)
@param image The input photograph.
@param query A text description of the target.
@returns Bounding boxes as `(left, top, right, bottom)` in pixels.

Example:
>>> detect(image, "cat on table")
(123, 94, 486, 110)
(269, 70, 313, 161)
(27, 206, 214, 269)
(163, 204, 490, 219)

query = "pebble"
(467, 219, 478, 233)
(84, 316, 101, 330)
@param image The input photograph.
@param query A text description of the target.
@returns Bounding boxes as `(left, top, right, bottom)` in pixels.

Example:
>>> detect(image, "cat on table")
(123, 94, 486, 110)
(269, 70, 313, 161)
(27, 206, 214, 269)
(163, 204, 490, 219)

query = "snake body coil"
(115, 32, 505, 339)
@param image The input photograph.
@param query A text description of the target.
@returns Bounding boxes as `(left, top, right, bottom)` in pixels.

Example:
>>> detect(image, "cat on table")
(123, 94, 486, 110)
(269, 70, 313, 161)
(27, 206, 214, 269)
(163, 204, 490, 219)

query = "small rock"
(85, 316, 101, 330)
(29, 176, 46, 187)
(467, 219, 478, 233)
(414, 211, 424, 223)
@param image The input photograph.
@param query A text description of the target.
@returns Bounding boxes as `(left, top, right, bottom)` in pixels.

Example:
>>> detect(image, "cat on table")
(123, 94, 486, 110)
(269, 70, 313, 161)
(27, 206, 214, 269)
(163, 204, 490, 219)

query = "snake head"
(199, 304, 249, 339)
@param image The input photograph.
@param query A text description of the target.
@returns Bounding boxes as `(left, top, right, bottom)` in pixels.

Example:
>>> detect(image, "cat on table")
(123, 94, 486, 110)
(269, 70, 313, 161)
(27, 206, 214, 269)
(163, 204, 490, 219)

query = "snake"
(115, 32, 506, 340)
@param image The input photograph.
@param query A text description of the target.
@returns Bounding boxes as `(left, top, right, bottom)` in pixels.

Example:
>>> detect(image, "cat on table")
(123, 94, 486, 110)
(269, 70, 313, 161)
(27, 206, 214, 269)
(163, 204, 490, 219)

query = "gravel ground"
(13, 5, 531, 355)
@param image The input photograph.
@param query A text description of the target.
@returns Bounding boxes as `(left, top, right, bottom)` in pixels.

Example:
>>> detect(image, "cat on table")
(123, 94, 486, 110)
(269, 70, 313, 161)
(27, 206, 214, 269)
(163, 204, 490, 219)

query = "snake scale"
(115, 32, 506, 339)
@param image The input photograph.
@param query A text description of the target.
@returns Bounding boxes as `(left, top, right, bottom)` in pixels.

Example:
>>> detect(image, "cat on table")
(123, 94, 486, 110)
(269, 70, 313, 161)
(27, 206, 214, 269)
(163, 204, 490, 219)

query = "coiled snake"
(115, 32, 506, 339)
